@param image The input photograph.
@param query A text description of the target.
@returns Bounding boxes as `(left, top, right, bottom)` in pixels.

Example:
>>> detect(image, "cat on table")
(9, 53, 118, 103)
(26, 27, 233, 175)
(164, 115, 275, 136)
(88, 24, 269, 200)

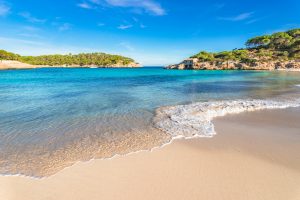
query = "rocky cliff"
(166, 58, 300, 71)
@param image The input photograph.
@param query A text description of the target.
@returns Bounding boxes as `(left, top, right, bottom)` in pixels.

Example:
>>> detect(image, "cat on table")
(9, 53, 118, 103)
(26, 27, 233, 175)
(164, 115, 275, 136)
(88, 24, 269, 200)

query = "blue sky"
(0, 0, 299, 65)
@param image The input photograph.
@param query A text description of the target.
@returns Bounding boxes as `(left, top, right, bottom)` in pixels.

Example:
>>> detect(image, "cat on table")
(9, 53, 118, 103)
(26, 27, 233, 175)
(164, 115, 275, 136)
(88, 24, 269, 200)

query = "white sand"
(0, 108, 300, 200)
(0, 60, 36, 70)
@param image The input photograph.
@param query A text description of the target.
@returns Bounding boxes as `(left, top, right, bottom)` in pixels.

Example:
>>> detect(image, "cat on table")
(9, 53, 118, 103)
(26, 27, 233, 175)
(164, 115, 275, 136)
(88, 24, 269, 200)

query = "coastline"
(0, 60, 141, 70)
(1, 93, 300, 177)
(1, 107, 299, 200)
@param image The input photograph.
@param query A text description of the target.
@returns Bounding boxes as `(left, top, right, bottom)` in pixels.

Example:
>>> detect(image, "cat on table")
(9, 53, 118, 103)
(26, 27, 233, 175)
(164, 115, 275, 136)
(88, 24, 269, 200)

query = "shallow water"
(1, 67, 300, 177)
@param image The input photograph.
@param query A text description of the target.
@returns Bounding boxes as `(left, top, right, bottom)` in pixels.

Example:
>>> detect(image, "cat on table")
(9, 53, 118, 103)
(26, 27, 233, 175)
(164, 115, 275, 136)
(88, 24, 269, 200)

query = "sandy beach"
(0, 107, 299, 200)
(0, 60, 36, 70)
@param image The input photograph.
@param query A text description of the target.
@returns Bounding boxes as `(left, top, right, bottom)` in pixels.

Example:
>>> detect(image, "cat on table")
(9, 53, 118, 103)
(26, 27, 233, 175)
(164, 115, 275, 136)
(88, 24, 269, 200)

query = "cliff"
(167, 28, 300, 71)
(166, 58, 300, 71)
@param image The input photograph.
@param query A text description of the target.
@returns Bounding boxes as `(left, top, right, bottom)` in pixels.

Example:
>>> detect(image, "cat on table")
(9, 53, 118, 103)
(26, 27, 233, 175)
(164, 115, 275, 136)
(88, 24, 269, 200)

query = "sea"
(1, 67, 300, 177)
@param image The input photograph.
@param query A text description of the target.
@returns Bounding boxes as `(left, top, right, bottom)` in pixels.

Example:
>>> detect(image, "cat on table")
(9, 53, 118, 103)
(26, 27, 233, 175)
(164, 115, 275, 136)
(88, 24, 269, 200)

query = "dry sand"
(0, 108, 299, 200)
(0, 60, 36, 70)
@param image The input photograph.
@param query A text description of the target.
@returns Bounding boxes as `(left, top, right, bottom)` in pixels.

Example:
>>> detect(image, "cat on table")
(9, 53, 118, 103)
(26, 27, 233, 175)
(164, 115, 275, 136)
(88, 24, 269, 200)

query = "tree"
(287, 29, 300, 39)
(191, 51, 215, 61)
(0, 49, 20, 61)
(246, 35, 271, 48)
(215, 51, 236, 68)
(289, 40, 300, 58)
(232, 49, 249, 61)
(269, 32, 293, 50)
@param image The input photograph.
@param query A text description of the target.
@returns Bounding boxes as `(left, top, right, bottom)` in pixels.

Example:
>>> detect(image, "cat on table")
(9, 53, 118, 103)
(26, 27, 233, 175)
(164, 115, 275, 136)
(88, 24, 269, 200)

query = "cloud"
(245, 18, 259, 24)
(119, 42, 134, 51)
(108, 0, 165, 15)
(77, 2, 93, 9)
(97, 23, 105, 26)
(18, 33, 43, 39)
(18, 26, 42, 39)
(0, 1, 10, 16)
(19, 12, 46, 23)
(79, 0, 166, 16)
(23, 26, 40, 32)
(214, 3, 225, 10)
(59, 23, 72, 31)
(218, 12, 254, 21)
(0, 36, 100, 56)
(0, 36, 44, 46)
(118, 24, 132, 30)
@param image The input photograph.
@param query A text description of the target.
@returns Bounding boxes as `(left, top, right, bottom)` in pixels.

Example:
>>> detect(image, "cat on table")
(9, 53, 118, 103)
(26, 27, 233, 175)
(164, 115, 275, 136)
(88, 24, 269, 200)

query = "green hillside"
(0, 50, 135, 66)
(191, 29, 300, 63)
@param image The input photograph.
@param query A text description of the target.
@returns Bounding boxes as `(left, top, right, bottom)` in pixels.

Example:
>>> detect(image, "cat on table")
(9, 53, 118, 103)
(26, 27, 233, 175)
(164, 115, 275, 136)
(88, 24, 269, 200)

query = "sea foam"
(154, 99, 300, 139)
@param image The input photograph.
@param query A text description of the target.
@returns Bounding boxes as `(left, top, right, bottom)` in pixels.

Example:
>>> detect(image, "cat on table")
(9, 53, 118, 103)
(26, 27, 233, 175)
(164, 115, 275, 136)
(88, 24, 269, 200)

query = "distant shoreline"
(0, 60, 141, 70)
(166, 59, 300, 71)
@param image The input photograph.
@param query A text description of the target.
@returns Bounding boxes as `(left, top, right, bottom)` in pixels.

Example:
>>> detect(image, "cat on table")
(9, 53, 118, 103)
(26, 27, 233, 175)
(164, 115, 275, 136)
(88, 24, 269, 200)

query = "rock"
(165, 59, 300, 71)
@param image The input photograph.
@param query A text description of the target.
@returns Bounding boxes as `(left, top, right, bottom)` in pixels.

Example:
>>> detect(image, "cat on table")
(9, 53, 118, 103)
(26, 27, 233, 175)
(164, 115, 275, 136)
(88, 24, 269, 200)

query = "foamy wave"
(154, 99, 300, 139)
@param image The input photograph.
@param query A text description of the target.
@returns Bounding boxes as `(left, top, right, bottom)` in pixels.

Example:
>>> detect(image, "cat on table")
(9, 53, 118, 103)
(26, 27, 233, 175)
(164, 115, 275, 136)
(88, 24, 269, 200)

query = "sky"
(0, 0, 299, 66)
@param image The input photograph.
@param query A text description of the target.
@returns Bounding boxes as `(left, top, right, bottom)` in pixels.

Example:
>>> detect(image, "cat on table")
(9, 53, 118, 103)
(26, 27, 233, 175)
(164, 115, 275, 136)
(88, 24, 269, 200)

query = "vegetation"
(191, 28, 300, 62)
(0, 50, 21, 61)
(0, 51, 135, 66)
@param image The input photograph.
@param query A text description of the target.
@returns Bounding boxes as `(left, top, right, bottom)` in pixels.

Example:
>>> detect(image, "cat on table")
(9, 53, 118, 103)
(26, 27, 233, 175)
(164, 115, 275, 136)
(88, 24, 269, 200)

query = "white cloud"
(18, 33, 43, 39)
(59, 23, 72, 31)
(0, 2, 10, 16)
(0, 36, 91, 57)
(97, 23, 105, 26)
(140, 24, 146, 28)
(118, 24, 132, 30)
(218, 12, 254, 21)
(19, 12, 46, 23)
(77, 2, 93, 9)
(18, 26, 42, 39)
(245, 18, 259, 24)
(0, 36, 44, 46)
(106, 0, 165, 15)
(78, 0, 166, 16)
(119, 42, 134, 51)
(23, 26, 40, 32)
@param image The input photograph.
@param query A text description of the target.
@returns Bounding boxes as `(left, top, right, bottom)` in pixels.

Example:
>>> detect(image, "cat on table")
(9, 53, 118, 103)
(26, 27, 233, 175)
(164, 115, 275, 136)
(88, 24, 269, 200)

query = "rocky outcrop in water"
(166, 58, 300, 70)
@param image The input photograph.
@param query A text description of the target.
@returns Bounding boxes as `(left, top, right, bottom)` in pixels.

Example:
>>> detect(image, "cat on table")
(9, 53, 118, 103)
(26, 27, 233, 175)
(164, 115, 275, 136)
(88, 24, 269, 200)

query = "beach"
(1, 107, 299, 200)
(0, 60, 36, 70)
(1, 1, 300, 199)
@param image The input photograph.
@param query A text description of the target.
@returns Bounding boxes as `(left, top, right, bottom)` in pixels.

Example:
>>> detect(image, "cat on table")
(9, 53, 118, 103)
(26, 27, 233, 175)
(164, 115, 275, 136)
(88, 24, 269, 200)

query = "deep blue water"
(1, 67, 300, 176)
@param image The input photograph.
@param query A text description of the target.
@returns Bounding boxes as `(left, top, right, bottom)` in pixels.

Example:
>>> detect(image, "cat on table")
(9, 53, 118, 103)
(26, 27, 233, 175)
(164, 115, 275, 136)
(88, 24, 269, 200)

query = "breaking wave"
(153, 98, 300, 139)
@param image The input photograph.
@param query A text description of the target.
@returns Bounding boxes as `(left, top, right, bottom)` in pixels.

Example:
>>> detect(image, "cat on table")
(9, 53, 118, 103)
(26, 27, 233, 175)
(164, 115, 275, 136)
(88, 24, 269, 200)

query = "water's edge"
(1, 96, 300, 179)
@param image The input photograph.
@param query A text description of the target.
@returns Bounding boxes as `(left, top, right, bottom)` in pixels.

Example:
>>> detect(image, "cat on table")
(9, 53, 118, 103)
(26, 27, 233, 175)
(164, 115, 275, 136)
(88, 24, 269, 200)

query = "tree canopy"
(0, 51, 135, 66)
(191, 28, 300, 63)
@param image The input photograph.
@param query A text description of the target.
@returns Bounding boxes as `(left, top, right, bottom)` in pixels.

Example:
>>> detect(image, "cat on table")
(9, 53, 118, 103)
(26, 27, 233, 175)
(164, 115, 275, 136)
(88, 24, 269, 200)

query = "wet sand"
(0, 108, 299, 200)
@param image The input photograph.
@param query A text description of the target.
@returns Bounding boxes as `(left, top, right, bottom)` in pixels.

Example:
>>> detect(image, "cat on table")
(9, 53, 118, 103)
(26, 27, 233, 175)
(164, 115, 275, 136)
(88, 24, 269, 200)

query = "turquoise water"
(1, 67, 300, 177)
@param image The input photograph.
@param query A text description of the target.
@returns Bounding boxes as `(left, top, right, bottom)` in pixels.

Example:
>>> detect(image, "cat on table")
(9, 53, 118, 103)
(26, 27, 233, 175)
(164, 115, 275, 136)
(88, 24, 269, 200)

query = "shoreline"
(164, 67, 300, 72)
(1, 96, 300, 178)
(0, 60, 141, 70)
(1, 107, 299, 200)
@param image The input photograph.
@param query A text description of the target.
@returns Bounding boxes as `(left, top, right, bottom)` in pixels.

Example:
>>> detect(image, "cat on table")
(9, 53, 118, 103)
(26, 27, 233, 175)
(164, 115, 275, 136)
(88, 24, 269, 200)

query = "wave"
(2, 96, 300, 178)
(153, 98, 300, 139)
